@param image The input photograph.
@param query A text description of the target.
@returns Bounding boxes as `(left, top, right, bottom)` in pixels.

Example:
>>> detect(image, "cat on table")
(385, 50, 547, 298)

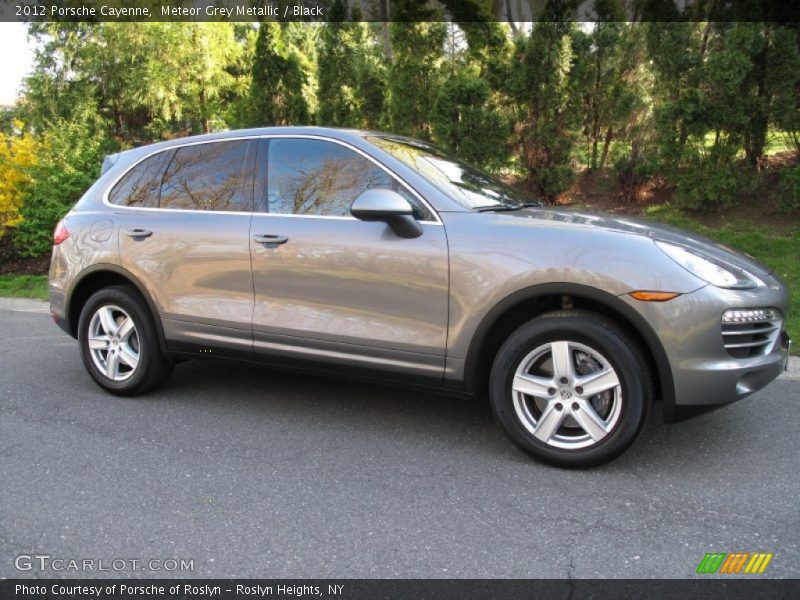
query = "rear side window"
(108, 152, 167, 208)
(262, 138, 433, 220)
(159, 141, 252, 212)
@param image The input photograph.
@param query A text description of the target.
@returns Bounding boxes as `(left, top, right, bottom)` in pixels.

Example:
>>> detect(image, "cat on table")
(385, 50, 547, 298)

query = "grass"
(764, 131, 795, 156)
(646, 204, 799, 352)
(698, 130, 794, 157)
(0, 275, 48, 300)
(572, 130, 795, 169)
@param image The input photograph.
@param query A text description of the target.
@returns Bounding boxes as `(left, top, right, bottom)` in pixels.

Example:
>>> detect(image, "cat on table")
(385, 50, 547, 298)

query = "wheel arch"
(462, 283, 676, 422)
(65, 264, 168, 354)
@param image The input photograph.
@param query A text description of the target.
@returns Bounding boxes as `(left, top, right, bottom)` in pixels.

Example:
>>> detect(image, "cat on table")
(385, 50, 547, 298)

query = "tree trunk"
(379, 1, 392, 61)
(589, 53, 603, 171)
(700, 20, 713, 58)
(112, 103, 122, 140)
(678, 122, 688, 150)
(505, 0, 519, 36)
(590, 137, 599, 171)
(746, 33, 769, 169)
(199, 88, 209, 134)
(599, 126, 614, 170)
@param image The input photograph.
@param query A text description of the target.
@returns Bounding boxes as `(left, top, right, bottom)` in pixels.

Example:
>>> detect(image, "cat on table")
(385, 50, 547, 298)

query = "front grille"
(721, 314, 782, 359)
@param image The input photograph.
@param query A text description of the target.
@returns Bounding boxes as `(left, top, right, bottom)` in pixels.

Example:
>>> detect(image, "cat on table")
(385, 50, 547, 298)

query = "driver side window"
(259, 138, 433, 220)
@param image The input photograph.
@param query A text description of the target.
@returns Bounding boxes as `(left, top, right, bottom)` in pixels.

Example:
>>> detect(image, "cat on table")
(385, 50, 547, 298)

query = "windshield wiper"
(474, 202, 543, 212)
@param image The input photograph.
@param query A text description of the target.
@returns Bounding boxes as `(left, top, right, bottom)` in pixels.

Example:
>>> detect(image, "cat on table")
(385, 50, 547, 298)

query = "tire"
(489, 310, 651, 468)
(77, 285, 173, 396)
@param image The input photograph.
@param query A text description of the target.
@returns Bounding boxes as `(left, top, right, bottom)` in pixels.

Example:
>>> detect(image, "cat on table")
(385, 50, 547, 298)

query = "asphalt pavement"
(1, 297, 798, 579)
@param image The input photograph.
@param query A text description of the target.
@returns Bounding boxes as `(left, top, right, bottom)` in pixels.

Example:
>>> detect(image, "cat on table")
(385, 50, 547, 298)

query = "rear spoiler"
(101, 152, 120, 175)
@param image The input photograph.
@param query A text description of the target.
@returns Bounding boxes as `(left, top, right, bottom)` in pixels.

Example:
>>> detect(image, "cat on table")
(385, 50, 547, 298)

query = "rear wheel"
(489, 311, 651, 468)
(78, 285, 173, 396)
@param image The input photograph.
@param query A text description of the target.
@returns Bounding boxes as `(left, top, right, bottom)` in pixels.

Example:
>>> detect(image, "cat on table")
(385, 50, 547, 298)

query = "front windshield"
(366, 136, 540, 211)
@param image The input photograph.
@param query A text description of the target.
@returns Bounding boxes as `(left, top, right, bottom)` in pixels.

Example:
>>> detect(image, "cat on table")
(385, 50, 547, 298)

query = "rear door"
(116, 139, 256, 359)
(248, 136, 449, 383)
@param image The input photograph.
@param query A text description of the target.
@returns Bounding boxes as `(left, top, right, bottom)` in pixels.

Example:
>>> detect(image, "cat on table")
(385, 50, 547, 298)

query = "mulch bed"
(0, 254, 50, 276)
(0, 237, 50, 276)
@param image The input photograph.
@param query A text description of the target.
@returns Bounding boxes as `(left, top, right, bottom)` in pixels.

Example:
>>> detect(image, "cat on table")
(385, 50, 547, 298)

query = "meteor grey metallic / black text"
(48, 127, 791, 467)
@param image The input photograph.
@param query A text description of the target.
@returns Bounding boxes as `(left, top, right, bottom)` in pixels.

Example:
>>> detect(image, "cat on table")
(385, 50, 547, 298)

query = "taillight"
(53, 220, 70, 245)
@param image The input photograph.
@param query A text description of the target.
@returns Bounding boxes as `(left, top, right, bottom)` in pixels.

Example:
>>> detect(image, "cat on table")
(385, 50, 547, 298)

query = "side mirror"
(350, 189, 423, 239)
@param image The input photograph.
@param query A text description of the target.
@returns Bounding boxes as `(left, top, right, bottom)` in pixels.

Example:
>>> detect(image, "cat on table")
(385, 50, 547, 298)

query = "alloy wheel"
(511, 341, 622, 450)
(87, 304, 141, 382)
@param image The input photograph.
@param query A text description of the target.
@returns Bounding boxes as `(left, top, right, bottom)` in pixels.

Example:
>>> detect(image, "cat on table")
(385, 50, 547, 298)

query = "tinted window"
(108, 152, 167, 208)
(159, 141, 251, 212)
(264, 138, 433, 220)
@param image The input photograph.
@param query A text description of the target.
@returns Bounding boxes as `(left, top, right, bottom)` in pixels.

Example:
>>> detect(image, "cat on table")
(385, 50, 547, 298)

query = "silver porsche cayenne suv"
(48, 127, 791, 467)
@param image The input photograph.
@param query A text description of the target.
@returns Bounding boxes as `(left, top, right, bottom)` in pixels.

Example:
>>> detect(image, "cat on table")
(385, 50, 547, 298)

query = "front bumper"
(621, 279, 791, 422)
(670, 332, 789, 421)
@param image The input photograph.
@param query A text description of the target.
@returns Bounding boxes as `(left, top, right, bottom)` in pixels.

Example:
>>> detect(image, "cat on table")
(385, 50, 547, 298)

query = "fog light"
(722, 308, 780, 323)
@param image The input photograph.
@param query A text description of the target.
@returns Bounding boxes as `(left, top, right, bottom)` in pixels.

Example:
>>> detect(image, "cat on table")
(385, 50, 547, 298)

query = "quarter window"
(159, 141, 252, 212)
(263, 138, 433, 220)
(108, 152, 167, 208)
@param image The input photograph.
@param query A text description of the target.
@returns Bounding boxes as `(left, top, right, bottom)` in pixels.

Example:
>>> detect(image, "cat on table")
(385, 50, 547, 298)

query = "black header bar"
(3, 0, 800, 23)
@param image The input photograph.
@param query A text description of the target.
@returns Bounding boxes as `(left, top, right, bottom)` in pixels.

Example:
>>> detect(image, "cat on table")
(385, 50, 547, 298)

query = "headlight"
(654, 241, 756, 289)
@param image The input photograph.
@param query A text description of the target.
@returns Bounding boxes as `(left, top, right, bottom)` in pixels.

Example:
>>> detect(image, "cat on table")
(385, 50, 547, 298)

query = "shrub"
(777, 166, 800, 214)
(0, 123, 40, 237)
(431, 69, 510, 169)
(614, 154, 658, 203)
(13, 117, 112, 257)
(673, 152, 755, 211)
(535, 165, 576, 200)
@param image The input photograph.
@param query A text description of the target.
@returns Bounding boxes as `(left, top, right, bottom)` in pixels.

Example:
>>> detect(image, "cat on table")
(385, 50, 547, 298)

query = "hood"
(505, 207, 773, 279)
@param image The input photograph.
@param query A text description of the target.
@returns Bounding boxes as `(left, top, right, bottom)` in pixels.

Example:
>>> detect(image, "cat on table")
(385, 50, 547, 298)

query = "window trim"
(102, 134, 442, 224)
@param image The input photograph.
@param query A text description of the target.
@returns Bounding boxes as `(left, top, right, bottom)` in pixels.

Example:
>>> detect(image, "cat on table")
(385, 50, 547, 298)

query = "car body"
(49, 127, 791, 467)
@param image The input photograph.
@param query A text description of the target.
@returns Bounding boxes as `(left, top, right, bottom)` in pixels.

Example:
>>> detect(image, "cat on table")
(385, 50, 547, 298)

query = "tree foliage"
(387, 21, 447, 138)
(247, 21, 310, 126)
(317, 1, 386, 128)
(507, 20, 583, 200)
(14, 113, 112, 256)
(432, 68, 510, 168)
(4, 15, 800, 258)
(0, 122, 40, 235)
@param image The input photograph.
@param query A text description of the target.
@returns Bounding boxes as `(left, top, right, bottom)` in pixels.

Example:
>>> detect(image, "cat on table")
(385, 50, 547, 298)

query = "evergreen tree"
(384, 0, 445, 137)
(507, 17, 582, 201)
(431, 67, 510, 168)
(386, 21, 446, 138)
(768, 26, 800, 158)
(181, 24, 242, 134)
(248, 22, 310, 126)
(317, 1, 380, 128)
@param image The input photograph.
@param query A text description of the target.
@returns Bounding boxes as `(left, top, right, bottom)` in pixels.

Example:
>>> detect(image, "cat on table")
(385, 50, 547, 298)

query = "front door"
(249, 137, 449, 383)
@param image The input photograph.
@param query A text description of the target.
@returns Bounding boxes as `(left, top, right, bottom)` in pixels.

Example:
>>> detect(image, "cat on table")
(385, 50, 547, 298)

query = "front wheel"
(489, 311, 651, 468)
(78, 285, 173, 396)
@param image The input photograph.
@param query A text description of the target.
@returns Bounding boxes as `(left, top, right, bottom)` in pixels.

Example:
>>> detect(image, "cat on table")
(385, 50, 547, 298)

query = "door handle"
(125, 228, 153, 239)
(253, 234, 289, 247)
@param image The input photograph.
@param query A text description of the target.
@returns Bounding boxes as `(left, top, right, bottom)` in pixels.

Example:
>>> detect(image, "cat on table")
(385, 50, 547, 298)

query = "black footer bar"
(2, 579, 800, 600)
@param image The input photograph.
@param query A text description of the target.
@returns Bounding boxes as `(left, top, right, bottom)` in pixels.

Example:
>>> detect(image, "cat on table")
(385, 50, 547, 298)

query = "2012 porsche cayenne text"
(48, 127, 791, 467)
